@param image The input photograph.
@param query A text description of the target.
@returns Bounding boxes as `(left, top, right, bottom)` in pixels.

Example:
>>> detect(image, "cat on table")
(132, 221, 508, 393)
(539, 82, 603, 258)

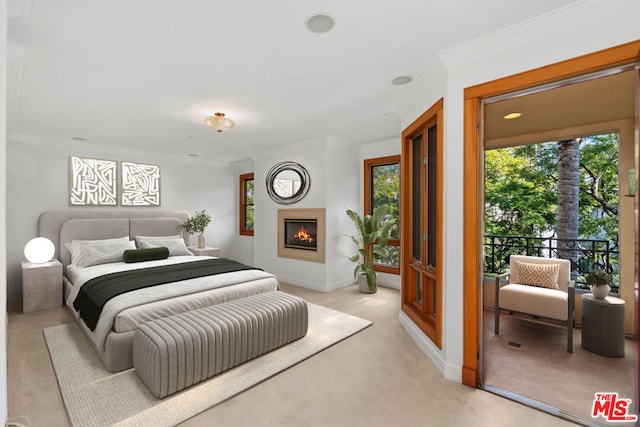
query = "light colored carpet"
(43, 302, 372, 427)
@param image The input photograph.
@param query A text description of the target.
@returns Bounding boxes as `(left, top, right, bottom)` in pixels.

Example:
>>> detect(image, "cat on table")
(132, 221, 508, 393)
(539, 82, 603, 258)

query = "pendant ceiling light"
(204, 112, 235, 133)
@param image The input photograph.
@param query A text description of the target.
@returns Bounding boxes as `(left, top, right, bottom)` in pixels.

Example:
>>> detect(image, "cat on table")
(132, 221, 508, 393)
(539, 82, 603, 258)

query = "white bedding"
(66, 256, 279, 350)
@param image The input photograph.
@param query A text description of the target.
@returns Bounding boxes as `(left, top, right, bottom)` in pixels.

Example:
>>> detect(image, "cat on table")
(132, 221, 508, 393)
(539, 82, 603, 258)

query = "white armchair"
(494, 255, 575, 352)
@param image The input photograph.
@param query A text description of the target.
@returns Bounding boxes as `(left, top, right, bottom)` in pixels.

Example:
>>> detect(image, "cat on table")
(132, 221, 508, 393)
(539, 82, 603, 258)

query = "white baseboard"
(444, 361, 462, 383)
(276, 273, 328, 292)
(276, 274, 354, 293)
(398, 311, 462, 383)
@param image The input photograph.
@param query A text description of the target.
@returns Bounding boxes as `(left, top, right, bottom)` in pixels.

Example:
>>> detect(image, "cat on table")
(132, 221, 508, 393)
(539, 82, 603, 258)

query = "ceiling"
(485, 70, 637, 148)
(8, 0, 586, 163)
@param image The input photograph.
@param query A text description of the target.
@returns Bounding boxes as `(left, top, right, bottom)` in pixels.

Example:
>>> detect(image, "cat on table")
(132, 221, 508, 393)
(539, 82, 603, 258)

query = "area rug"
(44, 302, 372, 427)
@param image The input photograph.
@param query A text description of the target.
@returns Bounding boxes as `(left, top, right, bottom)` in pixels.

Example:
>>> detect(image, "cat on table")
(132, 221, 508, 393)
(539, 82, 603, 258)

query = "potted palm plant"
(180, 210, 212, 248)
(586, 269, 612, 299)
(344, 205, 395, 293)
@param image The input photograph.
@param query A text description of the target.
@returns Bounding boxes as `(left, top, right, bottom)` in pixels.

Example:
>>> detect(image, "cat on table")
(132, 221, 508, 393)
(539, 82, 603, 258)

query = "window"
(240, 173, 254, 236)
(401, 98, 443, 348)
(364, 155, 400, 274)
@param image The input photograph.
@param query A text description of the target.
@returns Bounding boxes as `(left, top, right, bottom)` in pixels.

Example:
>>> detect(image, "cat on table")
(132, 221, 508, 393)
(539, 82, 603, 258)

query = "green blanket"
(73, 258, 260, 331)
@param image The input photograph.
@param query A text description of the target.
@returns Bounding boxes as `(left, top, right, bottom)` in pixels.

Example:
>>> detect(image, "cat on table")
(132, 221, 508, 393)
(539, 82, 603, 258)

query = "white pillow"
(134, 235, 180, 243)
(65, 236, 135, 267)
(133, 235, 180, 249)
(135, 235, 192, 257)
(65, 236, 130, 256)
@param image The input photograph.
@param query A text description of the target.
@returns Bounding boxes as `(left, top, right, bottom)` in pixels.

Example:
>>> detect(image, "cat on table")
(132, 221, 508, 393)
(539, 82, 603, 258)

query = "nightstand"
(188, 246, 220, 257)
(21, 259, 63, 313)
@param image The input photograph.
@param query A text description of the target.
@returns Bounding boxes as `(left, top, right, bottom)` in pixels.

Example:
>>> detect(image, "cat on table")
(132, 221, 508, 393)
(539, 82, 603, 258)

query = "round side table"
(581, 293, 625, 357)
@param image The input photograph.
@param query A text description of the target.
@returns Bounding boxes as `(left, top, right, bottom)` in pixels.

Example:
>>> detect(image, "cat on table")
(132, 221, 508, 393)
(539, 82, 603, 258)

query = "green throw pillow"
(123, 247, 170, 263)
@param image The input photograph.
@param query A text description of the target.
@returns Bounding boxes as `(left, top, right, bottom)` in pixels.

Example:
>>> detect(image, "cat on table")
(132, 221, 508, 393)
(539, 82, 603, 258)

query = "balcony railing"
(485, 234, 619, 293)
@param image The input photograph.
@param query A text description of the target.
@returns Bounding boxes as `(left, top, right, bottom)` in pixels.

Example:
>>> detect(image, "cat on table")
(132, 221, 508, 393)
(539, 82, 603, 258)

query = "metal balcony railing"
(484, 234, 619, 293)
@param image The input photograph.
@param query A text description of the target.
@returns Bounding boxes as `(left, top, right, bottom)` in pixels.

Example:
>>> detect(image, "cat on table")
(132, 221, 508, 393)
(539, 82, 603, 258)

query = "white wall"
(0, 4, 9, 422)
(253, 137, 358, 291)
(253, 138, 328, 290)
(396, 0, 640, 382)
(325, 137, 361, 291)
(5, 137, 238, 301)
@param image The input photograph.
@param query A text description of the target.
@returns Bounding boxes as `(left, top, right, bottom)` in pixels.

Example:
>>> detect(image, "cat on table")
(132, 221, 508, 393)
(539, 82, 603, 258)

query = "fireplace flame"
(293, 225, 315, 243)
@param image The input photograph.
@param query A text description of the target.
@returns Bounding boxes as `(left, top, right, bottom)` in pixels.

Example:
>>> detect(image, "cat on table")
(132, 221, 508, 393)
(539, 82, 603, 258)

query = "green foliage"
(180, 210, 212, 234)
(370, 162, 400, 268)
(578, 135, 619, 239)
(245, 207, 254, 230)
(485, 134, 619, 245)
(344, 205, 395, 291)
(485, 144, 557, 236)
(245, 179, 254, 204)
(586, 269, 612, 287)
(371, 163, 400, 240)
(244, 179, 255, 230)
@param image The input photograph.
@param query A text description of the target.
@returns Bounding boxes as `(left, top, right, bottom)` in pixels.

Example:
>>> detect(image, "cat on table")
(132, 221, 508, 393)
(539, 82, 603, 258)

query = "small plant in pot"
(180, 210, 212, 248)
(586, 269, 612, 299)
(344, 205, 395, 293)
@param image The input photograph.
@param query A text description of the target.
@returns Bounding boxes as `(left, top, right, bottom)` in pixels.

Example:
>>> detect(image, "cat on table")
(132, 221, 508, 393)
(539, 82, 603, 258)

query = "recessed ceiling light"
(392, 76, 413, 86)
(306, 14, 335, 33)
(503, 112, 522, 120)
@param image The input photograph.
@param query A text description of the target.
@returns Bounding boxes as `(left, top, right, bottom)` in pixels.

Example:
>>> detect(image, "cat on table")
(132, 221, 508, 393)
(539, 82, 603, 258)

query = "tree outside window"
(484, 133, 620, 289)
(240, 173, 254, 236)
(365, 155, 400, 274)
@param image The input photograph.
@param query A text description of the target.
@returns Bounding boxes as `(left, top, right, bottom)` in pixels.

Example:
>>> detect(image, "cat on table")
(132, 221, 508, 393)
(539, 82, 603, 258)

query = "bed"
(38, 210, 279, 373)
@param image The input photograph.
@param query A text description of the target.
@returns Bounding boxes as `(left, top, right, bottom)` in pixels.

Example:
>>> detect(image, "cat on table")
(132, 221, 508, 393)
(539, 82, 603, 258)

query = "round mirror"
(266, 161, 310, 204)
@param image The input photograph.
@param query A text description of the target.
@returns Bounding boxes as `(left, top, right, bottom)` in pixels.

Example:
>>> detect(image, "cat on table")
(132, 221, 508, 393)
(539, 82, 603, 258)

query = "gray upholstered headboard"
(38, 210, 191, 268)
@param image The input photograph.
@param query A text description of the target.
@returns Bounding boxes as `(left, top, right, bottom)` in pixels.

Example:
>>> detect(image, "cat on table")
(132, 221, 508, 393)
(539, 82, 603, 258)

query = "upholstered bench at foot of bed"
(133, 291, 308, 398)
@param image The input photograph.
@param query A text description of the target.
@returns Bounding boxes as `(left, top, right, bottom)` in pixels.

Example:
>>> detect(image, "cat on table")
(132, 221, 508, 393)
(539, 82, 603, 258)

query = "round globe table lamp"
(24, 237, 55, 264)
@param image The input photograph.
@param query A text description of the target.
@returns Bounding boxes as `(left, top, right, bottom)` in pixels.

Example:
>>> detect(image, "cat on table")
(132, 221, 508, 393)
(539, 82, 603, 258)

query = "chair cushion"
(499, 284, 568, 320)
(514, 261, 559, 289)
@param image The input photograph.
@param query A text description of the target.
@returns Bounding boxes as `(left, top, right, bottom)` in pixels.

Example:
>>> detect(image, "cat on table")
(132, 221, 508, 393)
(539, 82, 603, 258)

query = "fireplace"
(284, 219, 318, 251)
(278, 208, 325, 263)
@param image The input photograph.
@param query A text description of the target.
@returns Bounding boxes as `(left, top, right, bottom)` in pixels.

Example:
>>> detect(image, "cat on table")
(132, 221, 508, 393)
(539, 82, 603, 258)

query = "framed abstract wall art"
(69, 156, 118, 206)
(121, 161, 161, 206)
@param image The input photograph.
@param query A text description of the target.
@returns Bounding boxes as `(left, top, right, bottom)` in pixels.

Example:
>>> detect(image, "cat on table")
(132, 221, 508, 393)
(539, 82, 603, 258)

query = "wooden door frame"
(462, 40, 640, 388)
